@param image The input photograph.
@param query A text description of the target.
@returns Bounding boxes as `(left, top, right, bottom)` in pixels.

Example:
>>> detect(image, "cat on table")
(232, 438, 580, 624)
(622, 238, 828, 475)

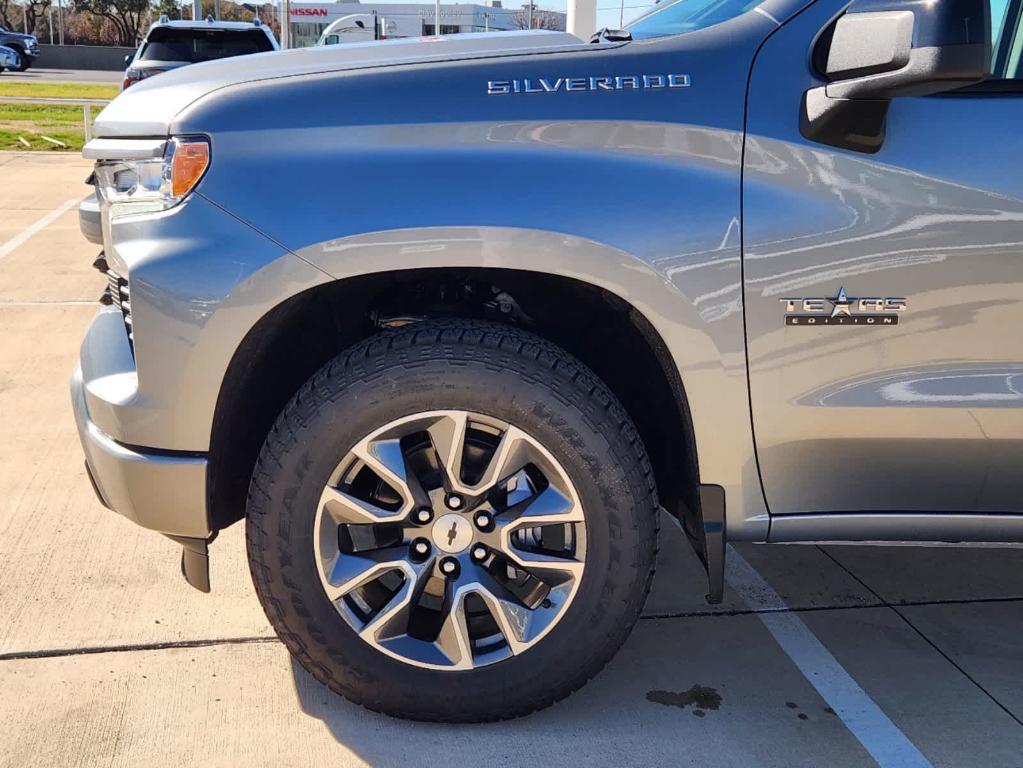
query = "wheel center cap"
(432, 513, 473, 554)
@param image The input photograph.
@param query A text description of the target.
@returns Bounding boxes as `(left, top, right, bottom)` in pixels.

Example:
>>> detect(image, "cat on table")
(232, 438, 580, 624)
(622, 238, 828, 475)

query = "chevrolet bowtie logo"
(447, 521, 459, 547)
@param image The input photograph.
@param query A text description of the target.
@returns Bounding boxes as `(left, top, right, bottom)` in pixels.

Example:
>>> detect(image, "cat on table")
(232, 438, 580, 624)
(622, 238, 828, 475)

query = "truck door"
(742, 0, 1023, 518)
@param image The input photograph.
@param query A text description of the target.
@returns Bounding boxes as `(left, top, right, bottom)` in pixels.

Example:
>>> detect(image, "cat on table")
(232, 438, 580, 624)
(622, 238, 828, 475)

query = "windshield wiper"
(589, 28, 633, 43)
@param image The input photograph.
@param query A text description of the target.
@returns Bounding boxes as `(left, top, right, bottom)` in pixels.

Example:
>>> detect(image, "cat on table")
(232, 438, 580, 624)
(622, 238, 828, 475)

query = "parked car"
(75, 0, 1022, 723)
(122, 15, 277, 89)
(0, 44, 19, 72)
(0, 27, 39, 71)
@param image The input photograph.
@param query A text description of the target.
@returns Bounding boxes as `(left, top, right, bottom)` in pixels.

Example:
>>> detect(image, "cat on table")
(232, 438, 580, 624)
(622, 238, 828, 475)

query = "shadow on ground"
(286, 610, 873, 768)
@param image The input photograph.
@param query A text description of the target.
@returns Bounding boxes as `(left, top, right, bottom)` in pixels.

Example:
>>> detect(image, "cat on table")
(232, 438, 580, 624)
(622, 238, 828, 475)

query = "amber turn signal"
(171, 140, 210, 197)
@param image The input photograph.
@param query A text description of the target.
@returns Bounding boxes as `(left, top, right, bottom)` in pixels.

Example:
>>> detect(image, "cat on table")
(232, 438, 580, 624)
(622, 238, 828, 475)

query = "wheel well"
(207, 268, 700, 533)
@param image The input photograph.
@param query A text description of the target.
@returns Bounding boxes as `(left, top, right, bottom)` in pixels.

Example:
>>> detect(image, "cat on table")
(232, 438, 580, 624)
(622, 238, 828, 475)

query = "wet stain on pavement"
(646, 685, 722, 715)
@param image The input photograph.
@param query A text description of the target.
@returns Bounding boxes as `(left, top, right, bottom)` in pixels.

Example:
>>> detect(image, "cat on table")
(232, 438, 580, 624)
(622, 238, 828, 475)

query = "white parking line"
(726, 546, 934, 768)
(0, 198, 81, 262)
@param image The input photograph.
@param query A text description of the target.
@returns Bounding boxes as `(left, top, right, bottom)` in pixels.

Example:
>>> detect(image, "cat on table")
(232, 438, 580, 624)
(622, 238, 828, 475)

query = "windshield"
(627, 0, 765, 39)
(139, 27, 274, 63)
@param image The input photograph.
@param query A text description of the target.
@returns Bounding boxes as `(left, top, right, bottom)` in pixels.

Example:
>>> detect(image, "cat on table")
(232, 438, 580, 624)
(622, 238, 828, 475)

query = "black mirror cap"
(802, 0, 991, 153)
(823, 0, 990, 98)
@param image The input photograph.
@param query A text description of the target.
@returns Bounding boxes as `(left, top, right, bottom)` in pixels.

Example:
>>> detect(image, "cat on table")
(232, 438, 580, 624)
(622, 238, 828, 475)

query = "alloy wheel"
(313, 410, 587, 670)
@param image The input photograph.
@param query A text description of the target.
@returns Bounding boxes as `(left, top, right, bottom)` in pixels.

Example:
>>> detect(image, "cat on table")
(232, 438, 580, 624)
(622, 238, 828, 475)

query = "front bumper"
(79, 193, 102, 245)
(71, 307, 210, 539)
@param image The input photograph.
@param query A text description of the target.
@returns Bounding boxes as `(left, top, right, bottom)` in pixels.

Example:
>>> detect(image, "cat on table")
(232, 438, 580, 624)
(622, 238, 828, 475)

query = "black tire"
(11, 49, 28, 72)
(246, 320, 658, 722)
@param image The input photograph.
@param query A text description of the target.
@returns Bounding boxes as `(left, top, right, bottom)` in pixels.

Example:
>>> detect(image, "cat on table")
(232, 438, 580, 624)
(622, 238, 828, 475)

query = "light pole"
(527, 1, 533, 29)
(281, 0, 290, 47)
(57, 0, 64, 45)
(434, 0, 441, 34)
(566, 0, 595, 38)
(192, 0, 201, 20)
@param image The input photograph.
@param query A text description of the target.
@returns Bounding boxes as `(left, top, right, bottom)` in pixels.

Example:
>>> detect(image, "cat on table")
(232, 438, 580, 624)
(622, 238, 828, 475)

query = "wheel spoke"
(470, 580, 531, 656)
(322, 545, 412, 602)
(351, 436, 417, 511)
(498, 484, 584, 530)
(320, 486, 403, 526)
(483, 481, 585, 587)
(503, 548, 585, 585)
(426, 412, 470, 492)
(360, 574, 419, 643)
(474, 425, 532, 491)
(433, 591, 473, 669)
(427, 415, 532, 495)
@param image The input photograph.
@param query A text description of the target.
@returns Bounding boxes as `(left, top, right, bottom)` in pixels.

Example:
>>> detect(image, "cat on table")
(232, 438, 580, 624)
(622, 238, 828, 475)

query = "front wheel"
(246, 320, 658, 721)
(11, 50, 28, 72)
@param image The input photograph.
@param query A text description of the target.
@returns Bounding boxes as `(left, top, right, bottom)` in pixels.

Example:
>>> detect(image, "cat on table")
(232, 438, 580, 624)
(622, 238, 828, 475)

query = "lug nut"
(471, 544, 488, 562)
(445, 494, 464, 510)
(414, 508, 433, 525)
(440, 557, 459, 577)
(410, 539, 431, 560)
(473, 510, 493, 531)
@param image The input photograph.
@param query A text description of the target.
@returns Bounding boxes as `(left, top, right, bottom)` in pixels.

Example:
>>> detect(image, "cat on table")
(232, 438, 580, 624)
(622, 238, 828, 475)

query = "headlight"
(94, 137, 209, 219)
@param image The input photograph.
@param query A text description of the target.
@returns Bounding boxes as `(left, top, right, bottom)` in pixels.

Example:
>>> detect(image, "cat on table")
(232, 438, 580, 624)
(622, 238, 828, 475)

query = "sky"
(216, 0, 1014, 45)
(282, 0, 1017, 41)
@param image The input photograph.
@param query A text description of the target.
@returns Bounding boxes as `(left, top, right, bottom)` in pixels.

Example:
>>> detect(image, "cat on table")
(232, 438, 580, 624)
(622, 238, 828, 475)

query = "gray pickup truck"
(73, 0, 1022, 722)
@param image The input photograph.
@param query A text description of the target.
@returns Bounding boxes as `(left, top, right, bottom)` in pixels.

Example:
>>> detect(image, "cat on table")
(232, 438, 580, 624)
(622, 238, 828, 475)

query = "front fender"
(296, 225, 768, 540)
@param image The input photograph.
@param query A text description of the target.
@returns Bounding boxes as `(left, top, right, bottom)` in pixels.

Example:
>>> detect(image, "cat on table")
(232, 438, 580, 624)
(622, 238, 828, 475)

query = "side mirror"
(801, 0, 990, 152)
(124, 53, 133, 65)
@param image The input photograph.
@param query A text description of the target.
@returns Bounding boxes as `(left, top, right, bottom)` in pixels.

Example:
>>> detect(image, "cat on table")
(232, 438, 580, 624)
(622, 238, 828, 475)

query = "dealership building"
(288, 2, 564, 47)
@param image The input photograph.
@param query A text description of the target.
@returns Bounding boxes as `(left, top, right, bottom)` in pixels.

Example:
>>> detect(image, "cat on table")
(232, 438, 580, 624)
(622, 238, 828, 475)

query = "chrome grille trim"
(104, 269, 133, 348)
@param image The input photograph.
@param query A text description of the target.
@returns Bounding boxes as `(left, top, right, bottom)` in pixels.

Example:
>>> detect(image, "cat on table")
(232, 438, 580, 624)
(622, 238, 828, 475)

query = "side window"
(991, 0, 1023, 79)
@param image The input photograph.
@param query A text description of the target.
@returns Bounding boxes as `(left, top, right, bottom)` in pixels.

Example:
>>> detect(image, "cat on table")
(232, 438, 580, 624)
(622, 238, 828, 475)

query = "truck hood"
(1, 31, 36, 43)
(94, 31, 598, 138)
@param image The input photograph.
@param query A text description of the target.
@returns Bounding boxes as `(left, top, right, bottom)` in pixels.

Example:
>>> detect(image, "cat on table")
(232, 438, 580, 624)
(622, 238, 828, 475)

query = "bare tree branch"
(511, 5, 564, 31)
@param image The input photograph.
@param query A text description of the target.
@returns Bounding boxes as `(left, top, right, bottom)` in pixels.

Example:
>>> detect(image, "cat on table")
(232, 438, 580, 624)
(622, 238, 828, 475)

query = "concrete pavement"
(1, 152, 1022, 768)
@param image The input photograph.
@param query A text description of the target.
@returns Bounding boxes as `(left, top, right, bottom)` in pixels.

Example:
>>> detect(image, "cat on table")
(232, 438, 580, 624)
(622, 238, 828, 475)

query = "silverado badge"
(487, 74, 691, 95)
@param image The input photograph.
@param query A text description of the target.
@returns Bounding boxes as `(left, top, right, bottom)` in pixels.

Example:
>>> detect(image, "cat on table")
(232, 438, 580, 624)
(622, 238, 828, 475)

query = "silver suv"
(122, 15, 278, 89)
(73, 0, 1023, 722)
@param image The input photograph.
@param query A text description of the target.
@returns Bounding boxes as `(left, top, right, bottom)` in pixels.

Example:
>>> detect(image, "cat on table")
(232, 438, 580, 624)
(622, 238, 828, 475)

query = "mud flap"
(166, 534, 213, 593)
(681, 484, 726, 604)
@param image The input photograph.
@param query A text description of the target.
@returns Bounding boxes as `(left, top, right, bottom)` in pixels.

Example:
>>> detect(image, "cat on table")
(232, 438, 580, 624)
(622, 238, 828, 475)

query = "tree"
(0, 0, 52, 36)
(70, 0, 149, 45)
(63, 7, 124, 43)
(154, 0, 182, 19)
(512, 4, 564, 31)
